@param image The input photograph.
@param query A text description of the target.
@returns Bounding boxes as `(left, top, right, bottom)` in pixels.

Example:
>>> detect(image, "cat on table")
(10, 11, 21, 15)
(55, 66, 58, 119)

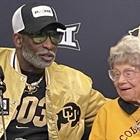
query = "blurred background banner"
(1, 0, 140, 99)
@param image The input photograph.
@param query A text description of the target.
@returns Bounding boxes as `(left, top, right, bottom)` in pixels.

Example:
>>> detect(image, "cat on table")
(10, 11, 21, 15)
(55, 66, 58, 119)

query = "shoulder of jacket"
(50, 62, 91, 79)
(0, 47, 15, 52)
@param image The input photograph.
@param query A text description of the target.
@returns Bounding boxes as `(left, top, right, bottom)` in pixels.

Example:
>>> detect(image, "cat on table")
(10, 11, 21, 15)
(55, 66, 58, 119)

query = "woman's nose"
(118, 74, 127, 83)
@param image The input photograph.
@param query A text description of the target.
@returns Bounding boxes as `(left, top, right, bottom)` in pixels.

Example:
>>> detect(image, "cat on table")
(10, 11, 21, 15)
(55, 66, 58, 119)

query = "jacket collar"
(10, 49, 21, 72)
(10, 50, 51, 85)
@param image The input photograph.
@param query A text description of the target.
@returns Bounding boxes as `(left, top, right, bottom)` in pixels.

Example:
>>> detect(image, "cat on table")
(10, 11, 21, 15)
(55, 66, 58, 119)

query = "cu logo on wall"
(57, 102, 81, 131)
(58, 23, 81, 51)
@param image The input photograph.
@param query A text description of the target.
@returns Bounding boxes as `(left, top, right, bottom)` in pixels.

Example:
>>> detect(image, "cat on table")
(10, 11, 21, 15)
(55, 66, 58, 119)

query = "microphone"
(0, 66, 6, 94)
(0, 66, 7, 140)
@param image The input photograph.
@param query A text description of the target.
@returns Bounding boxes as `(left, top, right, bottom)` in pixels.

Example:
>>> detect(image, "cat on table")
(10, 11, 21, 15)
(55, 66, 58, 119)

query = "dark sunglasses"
(20, 30, 64, 45)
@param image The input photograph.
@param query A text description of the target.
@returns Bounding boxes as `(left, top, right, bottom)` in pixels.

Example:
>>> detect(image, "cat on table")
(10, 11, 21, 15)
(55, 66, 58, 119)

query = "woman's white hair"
(108, 35, 140, 69)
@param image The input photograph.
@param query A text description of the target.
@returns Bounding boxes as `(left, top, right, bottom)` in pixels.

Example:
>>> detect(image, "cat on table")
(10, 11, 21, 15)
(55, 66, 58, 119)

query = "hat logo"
(32, 6, 53, 18)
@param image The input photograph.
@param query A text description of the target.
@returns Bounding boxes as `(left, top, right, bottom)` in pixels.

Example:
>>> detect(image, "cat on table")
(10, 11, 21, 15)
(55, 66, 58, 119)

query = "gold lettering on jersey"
(17, 97, 38, 123)
(12, 96, 46, 127)
(33, 98, 46, 127)
(119, 125, 140, 140)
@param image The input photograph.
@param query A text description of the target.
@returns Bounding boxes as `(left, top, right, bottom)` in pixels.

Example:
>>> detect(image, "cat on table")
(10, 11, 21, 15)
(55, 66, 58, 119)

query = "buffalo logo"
(58, 23, 81, 51)
(57, 102, 81, 131)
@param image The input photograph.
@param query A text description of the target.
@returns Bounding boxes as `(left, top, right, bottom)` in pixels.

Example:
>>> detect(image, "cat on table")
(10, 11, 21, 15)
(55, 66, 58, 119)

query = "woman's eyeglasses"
(108, 67, 140, 81)
(20, 30, 64, 45)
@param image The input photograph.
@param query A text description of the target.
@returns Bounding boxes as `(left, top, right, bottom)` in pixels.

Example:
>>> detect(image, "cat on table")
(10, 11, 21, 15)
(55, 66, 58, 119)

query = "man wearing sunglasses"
(0, 2, 107, 140)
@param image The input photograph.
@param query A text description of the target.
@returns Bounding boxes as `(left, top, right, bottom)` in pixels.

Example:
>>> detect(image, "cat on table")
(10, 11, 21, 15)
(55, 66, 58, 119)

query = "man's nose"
(42, 37, 56, 50)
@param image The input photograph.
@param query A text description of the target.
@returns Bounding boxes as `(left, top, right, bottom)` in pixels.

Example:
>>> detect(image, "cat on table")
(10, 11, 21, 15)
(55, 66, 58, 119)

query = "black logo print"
(57, 102, 81, 130)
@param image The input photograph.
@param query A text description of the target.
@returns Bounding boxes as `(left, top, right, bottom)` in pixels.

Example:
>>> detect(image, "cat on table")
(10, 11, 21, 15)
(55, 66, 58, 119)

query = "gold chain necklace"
(24, 75, 44, 94)
(131, 115, 140, 130)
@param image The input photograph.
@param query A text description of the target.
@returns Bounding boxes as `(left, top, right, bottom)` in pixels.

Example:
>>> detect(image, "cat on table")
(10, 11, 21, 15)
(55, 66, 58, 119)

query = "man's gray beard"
(22, 45, 55, 68)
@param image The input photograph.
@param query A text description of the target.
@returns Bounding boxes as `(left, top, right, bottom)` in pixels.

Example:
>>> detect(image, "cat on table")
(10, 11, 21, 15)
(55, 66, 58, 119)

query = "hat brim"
(24, 21, 66, 33)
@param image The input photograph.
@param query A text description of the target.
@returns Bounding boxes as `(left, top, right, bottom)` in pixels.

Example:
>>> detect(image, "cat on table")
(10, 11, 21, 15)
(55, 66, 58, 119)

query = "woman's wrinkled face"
(113, 64, 140, 104)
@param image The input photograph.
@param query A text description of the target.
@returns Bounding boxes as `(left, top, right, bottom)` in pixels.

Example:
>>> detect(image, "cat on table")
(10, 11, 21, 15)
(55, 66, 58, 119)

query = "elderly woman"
(89, 35, 140, 140)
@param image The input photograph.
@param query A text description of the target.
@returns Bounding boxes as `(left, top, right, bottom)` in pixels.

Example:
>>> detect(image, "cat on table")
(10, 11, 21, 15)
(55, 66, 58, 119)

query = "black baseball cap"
(12, 2, 66, 33)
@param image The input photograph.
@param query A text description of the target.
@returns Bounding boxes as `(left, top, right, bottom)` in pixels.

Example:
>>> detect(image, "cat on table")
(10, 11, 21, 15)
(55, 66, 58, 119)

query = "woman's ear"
(12, 33, 22, 48)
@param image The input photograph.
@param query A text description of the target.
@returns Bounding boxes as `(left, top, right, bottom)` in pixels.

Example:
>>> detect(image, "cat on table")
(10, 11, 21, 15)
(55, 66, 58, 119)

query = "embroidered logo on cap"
(32, 6, 53, 18)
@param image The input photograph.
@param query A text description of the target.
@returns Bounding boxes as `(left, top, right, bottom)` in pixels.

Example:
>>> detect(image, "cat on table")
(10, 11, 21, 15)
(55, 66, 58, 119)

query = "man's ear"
(12, 33, 22, 48)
